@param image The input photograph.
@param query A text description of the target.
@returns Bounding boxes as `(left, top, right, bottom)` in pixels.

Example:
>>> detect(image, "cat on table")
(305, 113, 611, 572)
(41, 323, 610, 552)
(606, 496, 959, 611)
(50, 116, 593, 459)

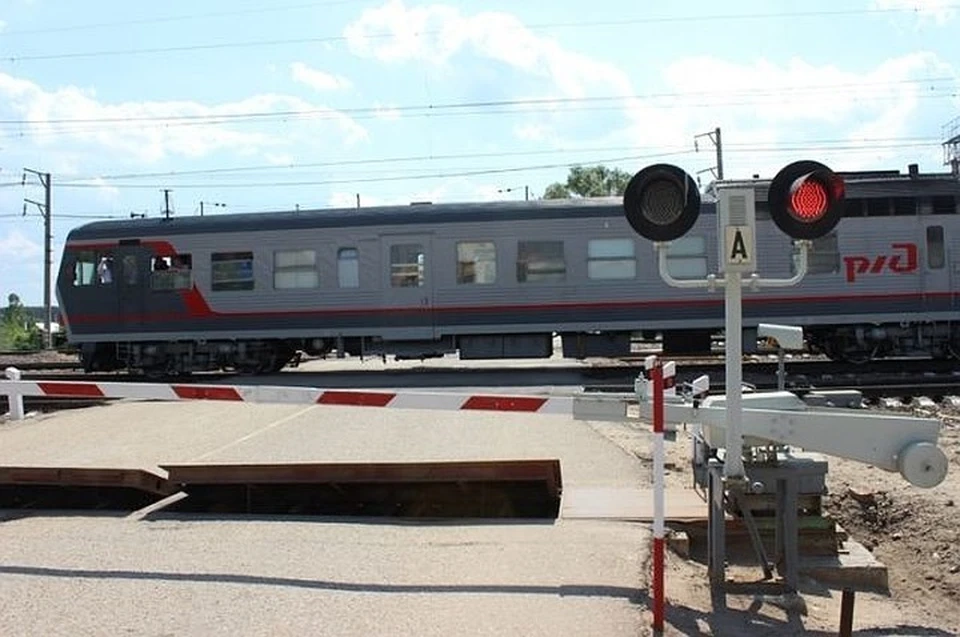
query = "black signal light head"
(622, 164, 701, 242)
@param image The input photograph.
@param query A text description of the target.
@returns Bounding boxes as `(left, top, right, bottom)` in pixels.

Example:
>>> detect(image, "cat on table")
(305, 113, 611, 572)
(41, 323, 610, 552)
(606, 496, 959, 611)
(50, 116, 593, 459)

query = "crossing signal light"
(768, 160, 845, 240)
(622, 164, 701, 242)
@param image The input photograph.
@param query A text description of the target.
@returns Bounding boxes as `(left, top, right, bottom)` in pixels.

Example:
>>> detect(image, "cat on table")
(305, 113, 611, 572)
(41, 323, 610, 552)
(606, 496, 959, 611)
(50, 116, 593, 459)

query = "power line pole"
(22, 168, 53, 349)
(162, 188, 173, 219)
(694, 127, 724, 181)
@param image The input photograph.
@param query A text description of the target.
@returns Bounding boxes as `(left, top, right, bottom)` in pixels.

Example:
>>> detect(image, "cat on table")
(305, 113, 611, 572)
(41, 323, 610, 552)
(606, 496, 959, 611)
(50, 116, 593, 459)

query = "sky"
(0, 0, 958, 306)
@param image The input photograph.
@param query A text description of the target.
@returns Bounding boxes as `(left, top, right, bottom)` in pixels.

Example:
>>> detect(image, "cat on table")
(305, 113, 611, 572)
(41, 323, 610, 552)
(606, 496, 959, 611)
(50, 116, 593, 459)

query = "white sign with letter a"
(724, 225, 754, 269)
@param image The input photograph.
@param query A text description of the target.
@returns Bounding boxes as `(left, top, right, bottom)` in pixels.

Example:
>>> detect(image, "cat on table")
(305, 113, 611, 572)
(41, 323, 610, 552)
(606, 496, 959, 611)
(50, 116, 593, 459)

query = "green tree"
(1, 293, 41, 350)
(542, 165, 633, 199)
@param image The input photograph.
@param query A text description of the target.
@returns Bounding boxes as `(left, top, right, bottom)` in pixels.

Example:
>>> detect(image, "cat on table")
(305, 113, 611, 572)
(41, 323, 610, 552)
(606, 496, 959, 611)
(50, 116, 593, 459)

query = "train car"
(56, 165, 960, 374)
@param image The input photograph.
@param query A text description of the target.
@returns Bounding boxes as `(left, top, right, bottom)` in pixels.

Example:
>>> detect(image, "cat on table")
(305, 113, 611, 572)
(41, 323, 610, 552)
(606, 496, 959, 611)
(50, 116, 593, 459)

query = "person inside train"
(97, 256, 114, 284)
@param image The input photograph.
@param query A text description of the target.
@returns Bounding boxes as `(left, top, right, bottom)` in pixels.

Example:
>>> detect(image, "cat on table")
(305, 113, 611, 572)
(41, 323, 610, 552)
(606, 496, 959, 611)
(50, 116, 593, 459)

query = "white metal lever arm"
(638, 398, 948, 487)
(654, 243, 715, 289)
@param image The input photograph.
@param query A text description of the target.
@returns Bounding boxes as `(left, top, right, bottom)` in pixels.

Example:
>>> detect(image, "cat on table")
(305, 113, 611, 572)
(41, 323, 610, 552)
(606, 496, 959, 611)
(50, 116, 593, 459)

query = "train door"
(919, 221, 951, 313)
(117, 240, 146, 328)
(381, 235, 434, 339)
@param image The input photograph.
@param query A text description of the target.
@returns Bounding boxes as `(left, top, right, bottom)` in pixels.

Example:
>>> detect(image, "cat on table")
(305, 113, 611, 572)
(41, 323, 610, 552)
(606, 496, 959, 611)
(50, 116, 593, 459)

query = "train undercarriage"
(75, 320, 960, 375)
(807, 321, 960, 363)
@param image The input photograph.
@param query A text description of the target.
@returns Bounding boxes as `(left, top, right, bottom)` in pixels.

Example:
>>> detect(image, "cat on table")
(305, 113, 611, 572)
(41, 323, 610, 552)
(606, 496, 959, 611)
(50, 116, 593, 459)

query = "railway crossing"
(1, 158, 954, 636)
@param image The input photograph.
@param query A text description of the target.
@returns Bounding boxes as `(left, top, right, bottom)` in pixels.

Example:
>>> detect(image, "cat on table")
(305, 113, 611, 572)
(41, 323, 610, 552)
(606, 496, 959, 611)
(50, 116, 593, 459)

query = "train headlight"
(622, 163, 701, 242)
(768, 160, 845, 240)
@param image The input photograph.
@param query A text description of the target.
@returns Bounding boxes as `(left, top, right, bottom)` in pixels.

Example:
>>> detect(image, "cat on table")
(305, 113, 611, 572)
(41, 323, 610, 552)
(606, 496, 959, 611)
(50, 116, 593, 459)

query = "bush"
(1, 293, 43, 351)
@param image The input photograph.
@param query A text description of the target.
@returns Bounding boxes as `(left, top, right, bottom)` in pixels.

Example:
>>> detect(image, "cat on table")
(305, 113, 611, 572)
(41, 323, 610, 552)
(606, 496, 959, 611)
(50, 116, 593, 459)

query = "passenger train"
(56, 164, 960, 374)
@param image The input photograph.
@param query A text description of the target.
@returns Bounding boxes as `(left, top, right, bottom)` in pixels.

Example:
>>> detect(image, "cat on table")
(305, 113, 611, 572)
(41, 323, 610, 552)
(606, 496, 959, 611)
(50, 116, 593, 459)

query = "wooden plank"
(161, 459, 561, 497)
(0, 466, 172, 495)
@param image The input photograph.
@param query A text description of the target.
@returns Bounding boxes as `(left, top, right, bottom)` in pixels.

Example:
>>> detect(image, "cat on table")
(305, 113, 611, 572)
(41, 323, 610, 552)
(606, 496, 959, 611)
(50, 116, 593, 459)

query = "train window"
(865, 198, 890, 216)
(72, 252, 96, 286)
(211, 251, 254, 291)
(338, 248, 360, 288)
(789, 234, 838, 275)
(843, 199, 864, 218)
(587, 239, 635, 280)
(927, 226, 945, 270)
(810, 234, 840, 274)
(457, 242, 497, 284)
(151, 254, 192, 290)
(665, 236, 707, 279)
(390, 244, 424, 287)
(274, 250, 318, 289)
(893, 197, 916, 216)
(517, 241, 565, 283)
(932, 196, 957, 215)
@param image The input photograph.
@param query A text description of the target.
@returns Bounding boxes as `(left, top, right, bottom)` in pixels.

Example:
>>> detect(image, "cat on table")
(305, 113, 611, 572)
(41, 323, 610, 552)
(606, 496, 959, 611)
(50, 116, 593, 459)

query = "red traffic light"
(622, 164, 701, 242)
(768, 160, 845, 240)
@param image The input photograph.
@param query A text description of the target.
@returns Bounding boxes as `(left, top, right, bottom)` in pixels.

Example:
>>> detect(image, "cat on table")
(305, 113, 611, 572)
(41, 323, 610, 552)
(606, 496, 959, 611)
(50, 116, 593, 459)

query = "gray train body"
(56, 168, 960, 374)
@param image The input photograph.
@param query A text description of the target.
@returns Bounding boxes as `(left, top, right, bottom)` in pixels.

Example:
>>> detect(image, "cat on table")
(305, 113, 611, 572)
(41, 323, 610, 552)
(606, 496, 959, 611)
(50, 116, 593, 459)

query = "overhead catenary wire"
(59, 136, 938, 182)
(0, 77, 953, 129)
(55, 152, 691, 189)
(52, 140, 947, 190)
(3, 135, 940, 190)
(4, 4, 959, 61)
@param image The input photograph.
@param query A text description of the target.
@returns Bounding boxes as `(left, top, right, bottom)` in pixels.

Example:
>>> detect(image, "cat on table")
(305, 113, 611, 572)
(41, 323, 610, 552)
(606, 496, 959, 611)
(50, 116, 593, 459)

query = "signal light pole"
(623, 158, 849, 611)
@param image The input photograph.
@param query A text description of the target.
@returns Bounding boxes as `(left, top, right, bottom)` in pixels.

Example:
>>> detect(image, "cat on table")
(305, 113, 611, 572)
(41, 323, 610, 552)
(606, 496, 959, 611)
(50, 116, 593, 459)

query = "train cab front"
(57, 237, 130, 372)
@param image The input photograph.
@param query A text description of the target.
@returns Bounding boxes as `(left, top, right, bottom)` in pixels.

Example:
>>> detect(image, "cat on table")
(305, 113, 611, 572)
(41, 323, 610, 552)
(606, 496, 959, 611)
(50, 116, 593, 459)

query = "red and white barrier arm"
(2, 367, 639, 421)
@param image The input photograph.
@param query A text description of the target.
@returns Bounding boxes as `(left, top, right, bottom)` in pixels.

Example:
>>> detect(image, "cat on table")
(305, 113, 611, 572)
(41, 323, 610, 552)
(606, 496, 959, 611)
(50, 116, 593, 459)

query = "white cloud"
(344, 0, 631, 99)
(658, 52, 957, 176)
(344, 1, 956, 180)
(90, 177, 119, 201)
(513, 123, 553, 142)
(264, 152, 296, 166)
(874, 0, 956, 25)
(0, 229, 42, 260)
(664, 53, 949, 125)
(290, 62, 353, 91)
(343, 1, 681, 149)
(0, 72, 368, 164)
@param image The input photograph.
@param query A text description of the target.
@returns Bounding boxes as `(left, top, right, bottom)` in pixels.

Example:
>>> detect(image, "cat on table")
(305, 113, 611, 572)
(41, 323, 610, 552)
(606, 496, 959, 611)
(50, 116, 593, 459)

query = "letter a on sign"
(725, 225, 754, 268)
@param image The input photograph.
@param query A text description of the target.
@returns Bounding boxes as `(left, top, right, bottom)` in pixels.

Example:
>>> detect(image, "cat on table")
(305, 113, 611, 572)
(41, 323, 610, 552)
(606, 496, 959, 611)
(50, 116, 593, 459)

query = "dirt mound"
(825, 485, 960, 606)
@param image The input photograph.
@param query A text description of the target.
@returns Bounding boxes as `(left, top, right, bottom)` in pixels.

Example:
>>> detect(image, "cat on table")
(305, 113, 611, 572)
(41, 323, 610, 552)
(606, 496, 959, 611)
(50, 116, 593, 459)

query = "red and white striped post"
(645, 356, 666, 632)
